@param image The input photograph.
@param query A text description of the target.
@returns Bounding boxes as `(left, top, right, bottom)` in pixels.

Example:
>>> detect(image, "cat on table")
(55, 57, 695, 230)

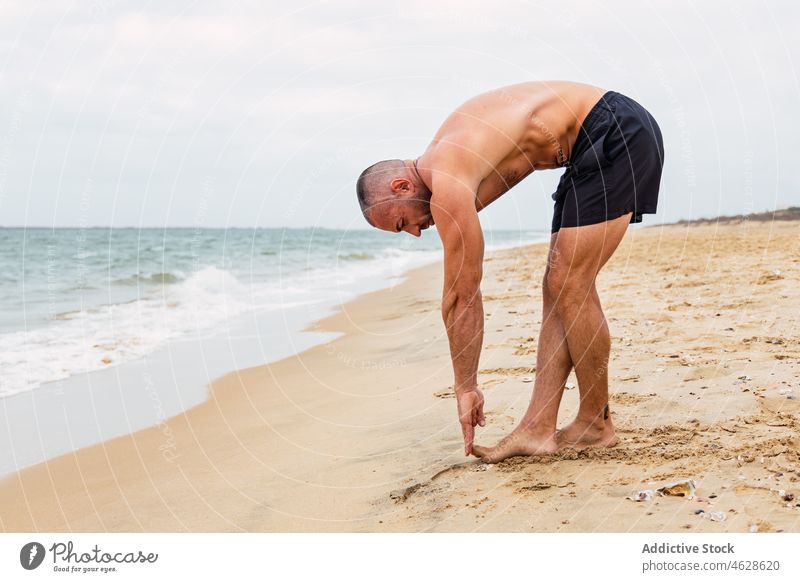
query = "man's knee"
(544, 264, 594, 308)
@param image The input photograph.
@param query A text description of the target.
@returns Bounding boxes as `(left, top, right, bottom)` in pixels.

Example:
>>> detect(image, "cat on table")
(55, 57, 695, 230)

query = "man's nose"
(409, 226, 421, 237)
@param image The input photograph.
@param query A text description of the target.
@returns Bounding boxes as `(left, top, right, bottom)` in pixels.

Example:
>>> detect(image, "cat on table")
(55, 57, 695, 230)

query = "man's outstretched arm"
(431, 178, 486, 455)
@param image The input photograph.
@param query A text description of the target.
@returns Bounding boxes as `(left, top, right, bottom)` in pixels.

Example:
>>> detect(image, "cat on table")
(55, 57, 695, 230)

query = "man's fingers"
(457, 392, 485, 455)
(461, 421, 474, 456)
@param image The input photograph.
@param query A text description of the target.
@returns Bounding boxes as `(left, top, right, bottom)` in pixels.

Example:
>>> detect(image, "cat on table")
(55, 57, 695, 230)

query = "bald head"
(356, 159, 406, 226)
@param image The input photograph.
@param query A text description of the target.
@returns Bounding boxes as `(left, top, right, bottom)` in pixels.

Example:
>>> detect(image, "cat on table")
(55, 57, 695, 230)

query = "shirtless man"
(355, 81, 664, 462)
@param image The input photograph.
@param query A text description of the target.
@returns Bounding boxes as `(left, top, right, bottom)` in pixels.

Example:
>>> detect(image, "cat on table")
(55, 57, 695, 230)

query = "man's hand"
(456, 388, 486, 455)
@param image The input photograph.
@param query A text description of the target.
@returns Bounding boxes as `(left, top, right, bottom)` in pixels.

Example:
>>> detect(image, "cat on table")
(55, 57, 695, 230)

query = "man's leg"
(548, 213, 632, 448)
(473, 214, 632, 462)
(472, 235, 574, 463)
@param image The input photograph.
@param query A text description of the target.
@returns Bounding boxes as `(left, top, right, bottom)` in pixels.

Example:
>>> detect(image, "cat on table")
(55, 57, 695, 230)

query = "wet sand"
(1, 218, 798, 532)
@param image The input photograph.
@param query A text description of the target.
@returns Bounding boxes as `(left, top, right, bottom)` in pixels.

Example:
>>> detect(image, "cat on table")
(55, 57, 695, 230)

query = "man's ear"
(389, 177, 411, 194)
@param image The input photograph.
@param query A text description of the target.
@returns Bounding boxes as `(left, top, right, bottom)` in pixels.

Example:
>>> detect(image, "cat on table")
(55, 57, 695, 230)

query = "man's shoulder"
(421, 138, 484, 185)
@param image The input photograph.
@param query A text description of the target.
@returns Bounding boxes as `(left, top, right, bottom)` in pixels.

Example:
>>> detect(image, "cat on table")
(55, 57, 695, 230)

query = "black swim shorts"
(551, 90, 664, 233)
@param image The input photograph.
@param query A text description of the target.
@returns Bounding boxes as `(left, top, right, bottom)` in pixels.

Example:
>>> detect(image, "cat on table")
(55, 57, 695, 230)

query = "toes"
(471, 445, 497, 463)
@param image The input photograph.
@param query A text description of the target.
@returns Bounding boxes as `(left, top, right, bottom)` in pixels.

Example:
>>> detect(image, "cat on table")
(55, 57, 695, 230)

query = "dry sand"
(1, 219, 799, 532)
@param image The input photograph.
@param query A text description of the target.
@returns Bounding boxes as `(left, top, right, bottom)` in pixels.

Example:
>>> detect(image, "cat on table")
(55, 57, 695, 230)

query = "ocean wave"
(0, 249, 439, 397)
(337, 252, 374, 261)
(113, 271, 183, 286)
(0, 232, 546, 398)
(0, 266, 257, 397)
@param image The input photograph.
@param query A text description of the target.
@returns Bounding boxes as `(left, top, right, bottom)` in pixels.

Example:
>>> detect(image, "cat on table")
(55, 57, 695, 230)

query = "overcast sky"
(0, 0, 797, 230)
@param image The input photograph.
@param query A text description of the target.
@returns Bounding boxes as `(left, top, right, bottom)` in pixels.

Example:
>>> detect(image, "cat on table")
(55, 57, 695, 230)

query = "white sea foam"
(0, 266, 297, 397)
(0, 249, 439, 397)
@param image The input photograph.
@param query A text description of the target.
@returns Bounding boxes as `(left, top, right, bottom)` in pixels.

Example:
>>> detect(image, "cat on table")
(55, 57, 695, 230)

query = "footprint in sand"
(433, 389, 456, 399)
(432, 378, 506, 398)
(389, 483, 423, 502)
(611, 392, 657, 405)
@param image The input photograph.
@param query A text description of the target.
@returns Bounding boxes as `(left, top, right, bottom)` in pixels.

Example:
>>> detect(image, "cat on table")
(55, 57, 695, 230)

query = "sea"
(0, 226, 547, 475)
(0, 227, 548, 399)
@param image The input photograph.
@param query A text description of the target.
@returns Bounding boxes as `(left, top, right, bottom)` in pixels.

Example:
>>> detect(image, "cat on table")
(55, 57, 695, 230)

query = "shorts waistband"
(581, 91, 619, 132)
(567, 90, 619, 165)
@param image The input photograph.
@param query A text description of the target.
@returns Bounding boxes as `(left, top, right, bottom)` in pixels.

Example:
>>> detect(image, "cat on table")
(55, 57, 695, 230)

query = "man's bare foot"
(472, 428, 558, 463)
(555, 416, 619, 450)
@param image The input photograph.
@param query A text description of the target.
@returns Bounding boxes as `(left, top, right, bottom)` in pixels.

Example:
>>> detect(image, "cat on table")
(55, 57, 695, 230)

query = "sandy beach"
(1, 216, 799, 533)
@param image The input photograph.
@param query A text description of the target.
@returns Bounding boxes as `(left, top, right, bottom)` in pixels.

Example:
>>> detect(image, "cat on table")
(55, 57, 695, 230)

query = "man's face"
(372, 197, 434, 238)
